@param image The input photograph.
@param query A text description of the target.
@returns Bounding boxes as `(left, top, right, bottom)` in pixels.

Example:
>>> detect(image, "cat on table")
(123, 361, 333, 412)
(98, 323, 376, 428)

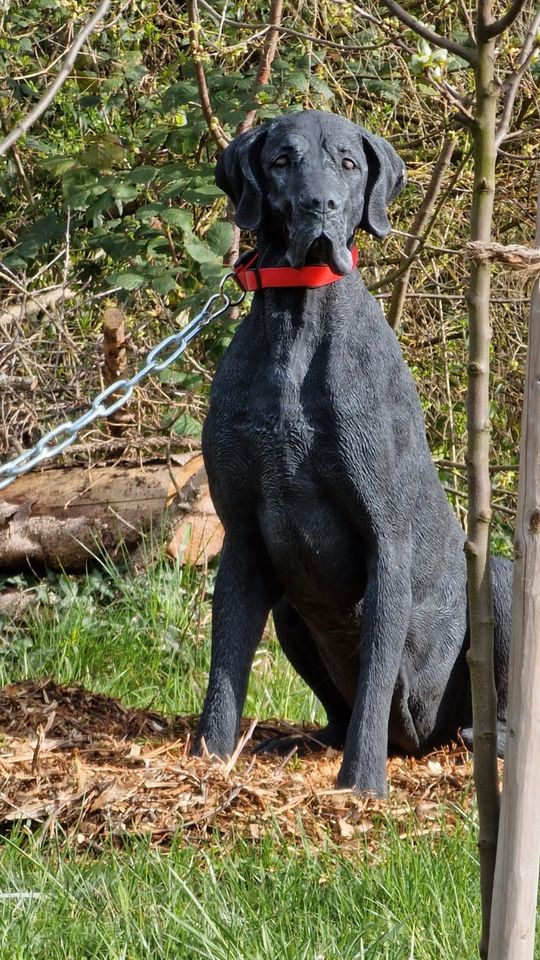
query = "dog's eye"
(273, 155, 290, 168)
(342, 158, 356, 171)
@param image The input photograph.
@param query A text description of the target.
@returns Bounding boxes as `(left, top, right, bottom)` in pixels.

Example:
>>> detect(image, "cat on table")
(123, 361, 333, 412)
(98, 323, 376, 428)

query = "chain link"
(0, 275, 245, 492)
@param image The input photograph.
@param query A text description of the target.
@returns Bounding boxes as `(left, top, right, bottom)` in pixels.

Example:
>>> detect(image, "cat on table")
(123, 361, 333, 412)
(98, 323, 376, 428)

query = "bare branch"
(478, 0, 528, 40)
(387, 136, 456, 329)
(227, 0, 284, 272)
(370, 145, 472, 294)
(236, 0, 283, 136)
(0, 0, 111, 159)
(496, 9, 540, 147)
(187, 0, 230, 151)
(378, 0, 477, 64)
(459, 0, 478, 44)
(198, 0, 385, 52)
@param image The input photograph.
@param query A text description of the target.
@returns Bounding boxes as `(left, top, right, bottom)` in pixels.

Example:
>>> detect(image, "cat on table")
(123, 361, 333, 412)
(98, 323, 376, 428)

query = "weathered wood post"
(102, 304, 128, 437)
(488, 178, 540, 959)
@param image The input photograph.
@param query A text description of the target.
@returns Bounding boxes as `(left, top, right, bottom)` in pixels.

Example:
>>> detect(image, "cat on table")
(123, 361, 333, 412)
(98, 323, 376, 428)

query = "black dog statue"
(193, 110, 512, 796)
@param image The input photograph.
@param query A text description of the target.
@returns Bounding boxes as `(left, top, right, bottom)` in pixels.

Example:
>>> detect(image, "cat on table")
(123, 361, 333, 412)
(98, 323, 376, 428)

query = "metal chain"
(0, 275, 245, 492)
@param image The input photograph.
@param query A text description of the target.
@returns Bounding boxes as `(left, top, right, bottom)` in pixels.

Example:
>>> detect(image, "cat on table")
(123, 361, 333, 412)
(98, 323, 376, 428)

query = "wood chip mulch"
(0, 680, 479, 850)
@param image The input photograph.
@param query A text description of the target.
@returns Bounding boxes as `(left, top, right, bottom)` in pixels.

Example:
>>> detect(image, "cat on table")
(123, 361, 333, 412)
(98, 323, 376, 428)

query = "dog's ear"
(215, 125, 269, 232)
(359, 132, 406, 239)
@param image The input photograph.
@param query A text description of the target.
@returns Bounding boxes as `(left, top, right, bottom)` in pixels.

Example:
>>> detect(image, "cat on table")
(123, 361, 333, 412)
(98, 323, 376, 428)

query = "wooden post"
(487, 178, 540, 959)
(102, 305, 129, 437)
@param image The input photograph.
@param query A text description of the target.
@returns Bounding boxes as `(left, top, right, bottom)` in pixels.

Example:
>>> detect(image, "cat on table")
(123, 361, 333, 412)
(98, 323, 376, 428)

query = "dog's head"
(216, 110, 406, 275)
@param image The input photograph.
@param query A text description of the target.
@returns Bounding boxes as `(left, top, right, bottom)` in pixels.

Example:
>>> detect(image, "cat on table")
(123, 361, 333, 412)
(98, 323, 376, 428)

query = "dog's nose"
(305, 196, 340, 212)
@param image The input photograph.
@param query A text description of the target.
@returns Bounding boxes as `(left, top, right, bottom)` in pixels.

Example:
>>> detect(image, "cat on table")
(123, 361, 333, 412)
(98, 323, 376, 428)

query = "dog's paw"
(253, 723, 346, 758)
(336, 760, 387, 798)
(460, 724, 506, 759)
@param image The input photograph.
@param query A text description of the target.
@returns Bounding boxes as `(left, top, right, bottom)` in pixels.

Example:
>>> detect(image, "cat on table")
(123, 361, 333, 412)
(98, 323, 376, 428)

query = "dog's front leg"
(193, 533, 278, 759)
(338, 540, 412, 797)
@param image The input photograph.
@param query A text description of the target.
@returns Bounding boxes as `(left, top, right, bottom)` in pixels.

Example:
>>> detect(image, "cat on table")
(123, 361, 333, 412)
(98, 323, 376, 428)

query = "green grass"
(0, 558, 516, 959)
(0, 558, 323, 724)
(0, 821, 480, 960)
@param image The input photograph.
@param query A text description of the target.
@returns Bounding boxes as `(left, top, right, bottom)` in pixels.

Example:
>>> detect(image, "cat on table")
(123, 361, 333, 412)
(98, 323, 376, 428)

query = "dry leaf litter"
(0, 680, 482, 850)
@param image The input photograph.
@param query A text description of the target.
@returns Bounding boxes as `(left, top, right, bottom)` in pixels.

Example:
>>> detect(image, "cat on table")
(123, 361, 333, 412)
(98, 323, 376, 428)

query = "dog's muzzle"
(285, 229, 354, 276)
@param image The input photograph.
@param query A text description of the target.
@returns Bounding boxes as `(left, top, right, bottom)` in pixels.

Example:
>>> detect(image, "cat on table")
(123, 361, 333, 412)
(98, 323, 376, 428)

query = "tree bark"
(487, 177, 540, 960)
(0, 456, 222, 571)
(464, 12, 500, 956)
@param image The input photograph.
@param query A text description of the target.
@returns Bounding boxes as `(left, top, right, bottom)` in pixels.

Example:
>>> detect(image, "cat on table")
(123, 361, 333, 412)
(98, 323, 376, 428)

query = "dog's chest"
(230, 352, 368, 602)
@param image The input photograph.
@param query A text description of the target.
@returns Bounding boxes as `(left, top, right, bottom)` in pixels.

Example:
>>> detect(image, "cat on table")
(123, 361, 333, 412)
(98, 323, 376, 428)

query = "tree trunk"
(464, 21, 500, 959)
(487, 177, 540, 960)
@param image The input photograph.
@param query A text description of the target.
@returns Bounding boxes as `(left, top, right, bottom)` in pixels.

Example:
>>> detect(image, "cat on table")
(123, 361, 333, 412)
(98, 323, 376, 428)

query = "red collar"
(233, 245, 359, 291)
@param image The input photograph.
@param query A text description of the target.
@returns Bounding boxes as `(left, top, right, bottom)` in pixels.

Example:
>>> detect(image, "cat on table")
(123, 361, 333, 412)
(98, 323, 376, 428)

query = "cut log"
(165, 462, 224, 567)
(0, 455, 223, 571)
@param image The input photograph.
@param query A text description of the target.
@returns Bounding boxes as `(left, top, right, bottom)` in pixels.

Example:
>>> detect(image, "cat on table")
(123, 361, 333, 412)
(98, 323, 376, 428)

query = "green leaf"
(146, 236, 171, 257)
(79, 94, 101, 108)
(78, 136, 128, 171)
(161, 207, 192, 228)
(136, 203, 165, 221)
(159, 181, 185, 201)
(16, 212, 64, 258)
(183, 184, 224, 202)
(85, 191, 114, 220)
(127, 166, 157, 185)
(158, 369, 186, 384)
(161, 81, 199, 112)
(44, 156, 79, 176)
(169, 412, 202, 438)
(106, 271, 146, 290)
(151, 273, 179, 295)
(200, 260, 225, 281)
(182, 233, 217, 264)
(205, 221, 233, 257)
(1, 254, 27, 270)
(110, 182, 139, 201)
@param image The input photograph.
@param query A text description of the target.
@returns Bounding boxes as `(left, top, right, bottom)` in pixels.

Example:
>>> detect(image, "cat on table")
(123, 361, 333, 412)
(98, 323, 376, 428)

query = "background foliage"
(1, 0, 539, 550)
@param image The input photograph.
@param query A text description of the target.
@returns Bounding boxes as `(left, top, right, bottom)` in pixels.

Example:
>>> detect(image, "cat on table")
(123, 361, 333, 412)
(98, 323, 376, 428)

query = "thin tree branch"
(198, 0, 384, 52)
(496, 9, 540, 147)
(187, 0, 230, 151)
(478, 0, 528, 40)
(387, 135, 456, 329)
(378, 0, 477, 64)
(459, 0, 478, 44)
(236, 0, 283, 136)
(226, 2, 284, 278)
(0, 0, 111, 159)
(370, 145, 472, 294)
(0, 106, 33, 203)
